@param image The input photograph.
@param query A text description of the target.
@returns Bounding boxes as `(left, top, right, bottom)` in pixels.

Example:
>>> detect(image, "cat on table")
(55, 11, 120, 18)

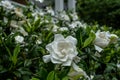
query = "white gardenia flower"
(15, 35, 24, 43)
(94, 30, 110, 52)
(0, 0, 14, 9)
(43, 34, 78, 66)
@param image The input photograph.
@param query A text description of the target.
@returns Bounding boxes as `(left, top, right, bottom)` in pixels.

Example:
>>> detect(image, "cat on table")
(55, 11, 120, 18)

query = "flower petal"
(51, 57, 62, 64)
(72, 63, 90, 80)
(43, 55, 50, 63)
(54, 34, 64, 41)
(94, 45, 103, 52)
(46, 43, 53, 52)
(66, 36, 77, 45)
(62, 59, 72, 66)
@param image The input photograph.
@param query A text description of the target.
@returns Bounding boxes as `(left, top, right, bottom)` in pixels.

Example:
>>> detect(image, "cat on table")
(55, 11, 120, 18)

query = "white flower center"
(57, 41, 71, 57)
(99, 33, 106, 38)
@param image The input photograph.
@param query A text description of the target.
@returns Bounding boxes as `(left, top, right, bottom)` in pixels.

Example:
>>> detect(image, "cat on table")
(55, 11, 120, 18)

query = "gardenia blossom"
(0, 0, 14, 9)
(94, 30, 118, 52)
(43, 34, 78, 66)
(15, 35, 24, 43)
(94, 30, 110, 52)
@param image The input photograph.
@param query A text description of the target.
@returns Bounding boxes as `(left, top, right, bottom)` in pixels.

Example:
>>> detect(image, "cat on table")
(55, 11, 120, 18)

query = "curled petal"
(51, 57, 62, 64)
(51, 52, 68, 62)
(43, 55, 50, 63)
(62, 59, 72, 66)
(66, 36, 77, 45)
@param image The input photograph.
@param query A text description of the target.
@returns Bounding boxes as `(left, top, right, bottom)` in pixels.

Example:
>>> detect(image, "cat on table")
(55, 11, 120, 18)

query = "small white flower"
(32, 10, 44, 17)
(93, 30, 110, 52)
(69, 21, 83, 29)
(52, 25, 59, 32)
(10, 20, 19, 28)
(15, 35, 24, 43)
(59, 27, 68, 31)
(46, 7, 55, 16)
(36, 39, 42, 44)
(0, 0, 14, 9)
(43, 34, 78, 66)
(90, 75, 94, 80)
(70, 12, 79, 21)
(58, 11, 70, 21)
(14, 8, 24, 17)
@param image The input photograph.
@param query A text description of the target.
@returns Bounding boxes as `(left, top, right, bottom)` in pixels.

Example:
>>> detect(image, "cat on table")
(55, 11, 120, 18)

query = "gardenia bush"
(0, 0, 120, 80)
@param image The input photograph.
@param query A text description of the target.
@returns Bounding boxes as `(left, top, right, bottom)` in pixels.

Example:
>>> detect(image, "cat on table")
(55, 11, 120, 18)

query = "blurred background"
(12, 0, 120, 29)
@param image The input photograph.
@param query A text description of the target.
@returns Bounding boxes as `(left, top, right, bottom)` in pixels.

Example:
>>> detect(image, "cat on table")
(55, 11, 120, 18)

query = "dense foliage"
(0, 0, 120, 80)
(77, 0, 120, 28)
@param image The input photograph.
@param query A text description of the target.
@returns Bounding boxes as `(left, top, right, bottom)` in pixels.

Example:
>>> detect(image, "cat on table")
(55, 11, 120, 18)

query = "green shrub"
(77, 0, 120, 28)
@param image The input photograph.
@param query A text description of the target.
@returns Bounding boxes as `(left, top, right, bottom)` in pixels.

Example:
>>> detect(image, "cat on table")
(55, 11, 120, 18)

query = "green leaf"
(31, 77, 40, 80)
(13, 44, 20, 57)
(62, 76, 69, 80)
(83, 31, 95, 48)
(37, 67, 47, 79)
(11, 44, 20, 65)
(34, 18, 41, 28)
(83, 37, 93, 48)
(13, 71, 21, 77)
(47, 71, 59, 80)
(24, 59, 32, 67)
(47, 71, 55, 80)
